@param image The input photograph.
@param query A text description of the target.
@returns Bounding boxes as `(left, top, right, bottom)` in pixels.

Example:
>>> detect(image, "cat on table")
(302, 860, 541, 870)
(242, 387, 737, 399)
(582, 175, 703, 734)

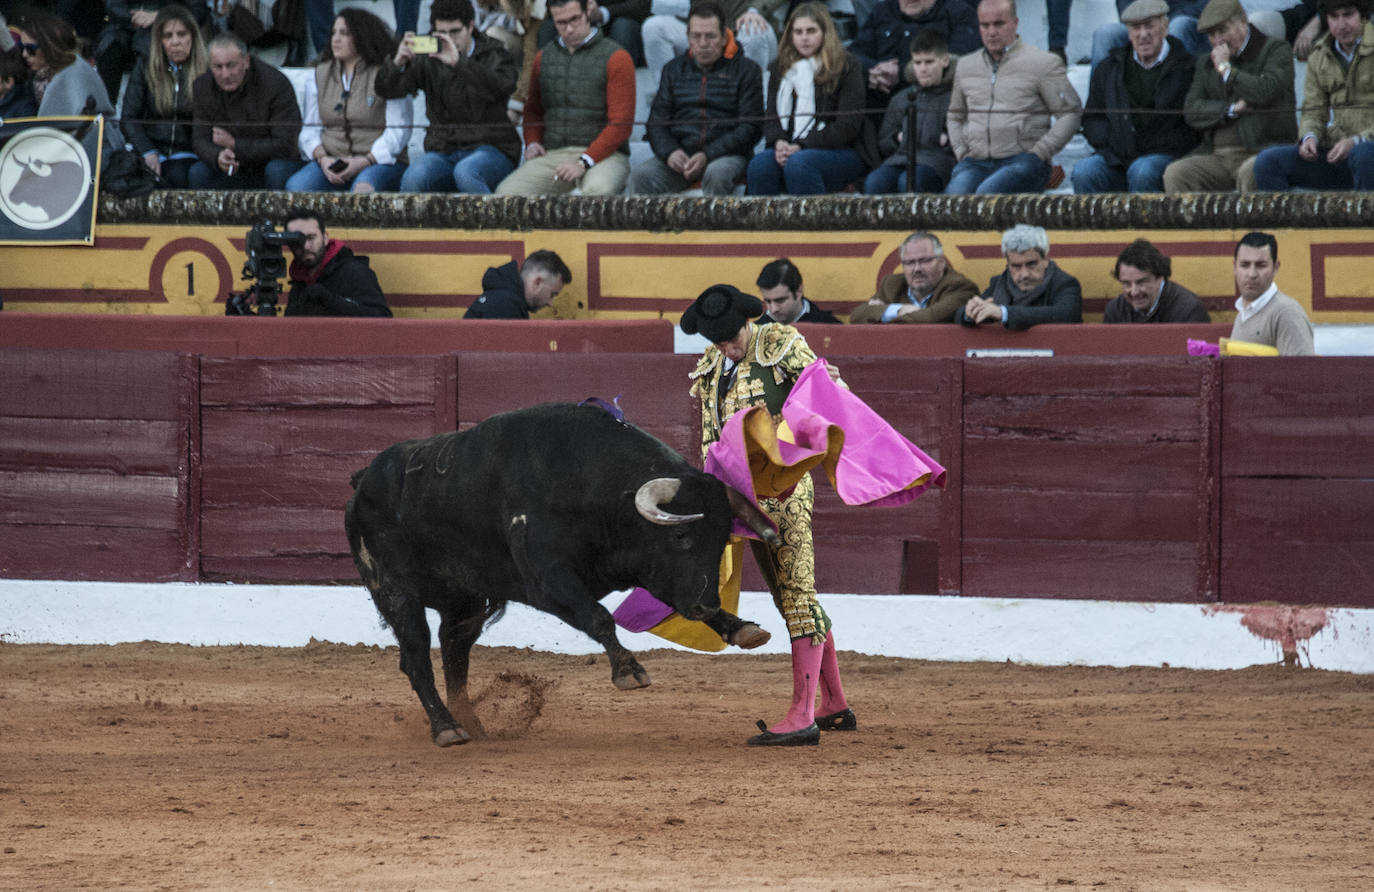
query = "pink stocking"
(817, 630, 849, 716)
(769, 636, 823, 734)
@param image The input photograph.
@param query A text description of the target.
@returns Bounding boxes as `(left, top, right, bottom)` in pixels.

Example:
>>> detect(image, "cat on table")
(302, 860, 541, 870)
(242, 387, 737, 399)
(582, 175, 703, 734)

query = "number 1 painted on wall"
(185, 262, 195, 296)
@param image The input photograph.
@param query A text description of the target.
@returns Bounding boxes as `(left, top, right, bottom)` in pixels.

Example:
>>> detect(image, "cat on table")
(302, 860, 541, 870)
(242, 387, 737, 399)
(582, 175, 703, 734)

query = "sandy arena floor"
(1, 640, 1372, 890)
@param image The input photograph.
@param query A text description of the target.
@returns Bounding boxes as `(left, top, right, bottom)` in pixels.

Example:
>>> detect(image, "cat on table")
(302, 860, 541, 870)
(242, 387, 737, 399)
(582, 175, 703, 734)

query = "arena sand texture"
(2, 641, 1372, 890)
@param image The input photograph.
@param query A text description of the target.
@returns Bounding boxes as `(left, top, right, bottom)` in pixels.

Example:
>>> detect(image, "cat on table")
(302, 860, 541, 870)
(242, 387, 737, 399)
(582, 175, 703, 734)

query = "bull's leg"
(700, 610, 771, 649)
(437, 609, 487, 740)
(525, 567, 651, 690)
(385, 596, 470, 747)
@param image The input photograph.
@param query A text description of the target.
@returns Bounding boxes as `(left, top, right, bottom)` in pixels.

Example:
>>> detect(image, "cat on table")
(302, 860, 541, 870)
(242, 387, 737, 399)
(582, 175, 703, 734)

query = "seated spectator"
(1253, 0, 1374, 192)
(944, 0, 1081, 195)
(850, 0, 979, 115)
(1162, 0, 1296, 193)
(1103, 239, 1210, 323)
(16, 8, 124, 158)
(495, 0, 635, 195)
(629, 1, 763, 196)
(1073, 0, 1199, 194)
(465, 249, 573, 318)
(642, 0, 783, 89)
(94, 0, 210, 104)
(956, 224, 1083, 329)
(865, 29, 955, 194)
(287, 8, 412, 194)
(376, 0, 519, 194)
(746, 2, 877, 196)
(1090, 0, 1209, 70)
(539, 0, 648, 66)
(1230, 231, 1314, 354)
(120, 4, 206, 189)
(189, 33, 303, 189)
(756, 258, 841, 323)
(850, 231, 978, 324)
(0, 39, 39, 119)
(283, 208, 392, 317)
(482, 0, 547, 122)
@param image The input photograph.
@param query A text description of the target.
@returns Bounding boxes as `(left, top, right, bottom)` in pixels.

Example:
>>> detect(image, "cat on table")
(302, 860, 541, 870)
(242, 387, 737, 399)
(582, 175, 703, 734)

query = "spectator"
(629, 2, 763, 196)
(1162, 0, 1296, 193)
(850, 0, 979, 114)
(1247, 0, 1323, 60)
(282, 208, 392, 317)
(189, 33, 303, 189)
(539, 0, 648, 66)
(287, 8, 413, 194)
(465, 250, 573, 318)
(376, 0, 519, 194)
(15, 8, 124, 158)
(0, 38, 39, 119)
(495, 0, 636, 196)
(944, 0, 1082, 194)
(1229, 231, 1314, 354)
(756, 258, 842, 324)
(482, 0, 547, 122)
(746, 2, 877, 196)
(1091, 0, 1209, 70)
(1252, 0, 1374, 191)
(643, 0, 784, 88)
(849, 231, 978, 324)
(120, 4, 206, 188)
(1103, 239, 1210, 323)
(864, 29, 956, 194)
(94, 0, 209, 104)
(1073, 0, 1199, 194)
(956, 224, 1083, 329)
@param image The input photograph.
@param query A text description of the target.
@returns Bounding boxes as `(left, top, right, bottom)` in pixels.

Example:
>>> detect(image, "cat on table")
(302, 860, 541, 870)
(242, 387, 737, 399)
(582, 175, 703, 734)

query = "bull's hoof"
(434, 726, 472, 747)
(612, 667, 651, 690)
(729, 623, 770, 649)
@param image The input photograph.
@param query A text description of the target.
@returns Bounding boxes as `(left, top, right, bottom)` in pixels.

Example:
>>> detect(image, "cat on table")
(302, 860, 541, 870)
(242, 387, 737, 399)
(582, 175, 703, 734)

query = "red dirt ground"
(2, 641, 1372, 890)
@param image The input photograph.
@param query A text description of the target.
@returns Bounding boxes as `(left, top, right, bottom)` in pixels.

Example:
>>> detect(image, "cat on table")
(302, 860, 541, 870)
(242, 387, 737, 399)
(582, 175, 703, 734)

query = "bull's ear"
(635, 477, 705, 525)
(726, 487, 781, 547)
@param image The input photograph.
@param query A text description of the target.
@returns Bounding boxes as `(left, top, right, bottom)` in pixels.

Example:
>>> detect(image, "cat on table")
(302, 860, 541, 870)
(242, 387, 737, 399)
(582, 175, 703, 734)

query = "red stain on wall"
(1205, 606, 1333, 667)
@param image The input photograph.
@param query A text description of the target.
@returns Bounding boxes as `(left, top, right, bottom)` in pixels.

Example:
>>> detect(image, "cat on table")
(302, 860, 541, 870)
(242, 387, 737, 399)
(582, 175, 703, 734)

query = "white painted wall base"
(2, 581, 1370, 674)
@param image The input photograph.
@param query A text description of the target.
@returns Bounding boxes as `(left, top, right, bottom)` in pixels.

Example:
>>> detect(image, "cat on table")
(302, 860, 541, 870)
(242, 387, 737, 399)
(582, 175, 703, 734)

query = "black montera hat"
(679, 284, 763, 343)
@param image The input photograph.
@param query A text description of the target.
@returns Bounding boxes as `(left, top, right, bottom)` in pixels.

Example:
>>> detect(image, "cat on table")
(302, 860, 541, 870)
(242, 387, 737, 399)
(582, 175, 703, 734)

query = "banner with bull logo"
(0, 116, 103, 246)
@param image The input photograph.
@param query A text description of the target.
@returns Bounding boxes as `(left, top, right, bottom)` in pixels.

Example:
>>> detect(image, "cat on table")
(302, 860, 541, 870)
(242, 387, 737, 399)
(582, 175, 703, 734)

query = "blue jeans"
(1091, 17, 1207, 70)
(944, 153, 1051, 195)
(1071, 152, 1174, 193)
(400, 145, 515, 194)
(745, 147, 867, 196)
(1252, 141, 1374, 191)
(863, 163, 946, 194)
(187, 158, 302, 190)
(285, 160, 407, 192)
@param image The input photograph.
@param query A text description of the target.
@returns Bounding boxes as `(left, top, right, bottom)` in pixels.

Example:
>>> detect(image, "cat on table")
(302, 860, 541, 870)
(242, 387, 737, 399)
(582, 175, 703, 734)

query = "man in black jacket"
(956, 225, 1083, 330)
(1073, 0, 1199, 193)
(755, 258, 841, 325)
(283, 209, 392, 317)
(464, 250, 573, 318)
(1103, 239, 1210, 323)
(629, 2, 762, 195)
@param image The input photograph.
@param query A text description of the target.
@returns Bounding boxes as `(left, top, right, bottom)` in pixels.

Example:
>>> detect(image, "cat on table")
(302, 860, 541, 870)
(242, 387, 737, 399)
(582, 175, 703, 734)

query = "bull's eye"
(670, 527, 693, 551)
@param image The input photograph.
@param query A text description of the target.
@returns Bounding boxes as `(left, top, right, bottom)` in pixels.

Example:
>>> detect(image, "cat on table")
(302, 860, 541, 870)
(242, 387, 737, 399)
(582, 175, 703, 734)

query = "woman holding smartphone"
(286, 7, 412, 193)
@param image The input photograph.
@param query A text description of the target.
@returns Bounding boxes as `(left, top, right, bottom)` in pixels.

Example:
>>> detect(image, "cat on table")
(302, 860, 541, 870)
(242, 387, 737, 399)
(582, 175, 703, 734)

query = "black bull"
(345, 403, 777, 747)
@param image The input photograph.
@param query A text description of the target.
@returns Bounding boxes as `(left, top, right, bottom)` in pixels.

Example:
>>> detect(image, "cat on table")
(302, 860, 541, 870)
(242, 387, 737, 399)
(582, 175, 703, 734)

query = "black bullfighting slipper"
(746, 719, 820, 747)
(815, 707, 856, 731)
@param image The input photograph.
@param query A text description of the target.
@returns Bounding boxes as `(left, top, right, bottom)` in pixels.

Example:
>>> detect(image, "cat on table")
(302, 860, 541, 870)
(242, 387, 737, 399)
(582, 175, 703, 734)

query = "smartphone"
(329, 158, 348, 173)
(410, 34, 439, 54)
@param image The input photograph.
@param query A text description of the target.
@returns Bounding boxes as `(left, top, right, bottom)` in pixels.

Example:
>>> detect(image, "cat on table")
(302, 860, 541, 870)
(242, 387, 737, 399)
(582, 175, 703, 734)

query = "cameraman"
(282, 208, 393, 317)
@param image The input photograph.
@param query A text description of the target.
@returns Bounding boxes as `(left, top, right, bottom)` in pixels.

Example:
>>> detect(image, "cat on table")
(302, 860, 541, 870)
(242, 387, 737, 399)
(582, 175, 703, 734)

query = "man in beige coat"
(849, 232, 979, 323)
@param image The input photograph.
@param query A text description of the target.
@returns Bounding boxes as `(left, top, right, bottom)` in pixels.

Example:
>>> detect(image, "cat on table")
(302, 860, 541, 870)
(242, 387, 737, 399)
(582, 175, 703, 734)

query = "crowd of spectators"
(0, 0, 1364, 197)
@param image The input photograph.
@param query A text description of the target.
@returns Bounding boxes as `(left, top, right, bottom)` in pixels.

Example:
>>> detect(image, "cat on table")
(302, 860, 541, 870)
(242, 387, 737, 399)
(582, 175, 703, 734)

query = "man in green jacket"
(1162, 0, 1297, 192)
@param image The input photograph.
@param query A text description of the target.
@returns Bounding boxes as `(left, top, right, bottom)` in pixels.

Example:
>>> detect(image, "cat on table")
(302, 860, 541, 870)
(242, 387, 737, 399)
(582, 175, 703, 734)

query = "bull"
(7, 155, 87, 220)
(345, 403, 777, 747)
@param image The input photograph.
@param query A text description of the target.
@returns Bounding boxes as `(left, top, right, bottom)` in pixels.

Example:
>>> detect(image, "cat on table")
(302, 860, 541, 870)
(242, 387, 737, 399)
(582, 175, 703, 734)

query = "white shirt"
(1235, 281, 1278, 323)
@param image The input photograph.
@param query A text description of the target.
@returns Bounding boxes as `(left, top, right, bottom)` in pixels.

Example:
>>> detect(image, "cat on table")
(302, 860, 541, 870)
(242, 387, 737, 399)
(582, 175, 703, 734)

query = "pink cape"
(612, 361, 946, 638)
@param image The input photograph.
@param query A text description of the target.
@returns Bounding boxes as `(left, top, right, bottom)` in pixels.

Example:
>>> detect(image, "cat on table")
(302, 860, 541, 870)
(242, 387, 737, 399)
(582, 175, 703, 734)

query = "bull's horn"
(726, 487, 782, 547)
(635, 478, 704, 525)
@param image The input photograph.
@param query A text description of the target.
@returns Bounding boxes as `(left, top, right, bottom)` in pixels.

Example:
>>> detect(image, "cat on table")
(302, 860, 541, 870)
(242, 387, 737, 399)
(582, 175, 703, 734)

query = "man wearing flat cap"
(1162, 0, 1297, 192)
(681, 285, 854, 748)
(1074, 0, 1201, 193)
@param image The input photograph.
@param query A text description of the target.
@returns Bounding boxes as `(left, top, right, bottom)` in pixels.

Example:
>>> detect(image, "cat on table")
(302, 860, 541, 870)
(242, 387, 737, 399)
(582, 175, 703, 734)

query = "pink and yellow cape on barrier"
(612, 361, 947, 651)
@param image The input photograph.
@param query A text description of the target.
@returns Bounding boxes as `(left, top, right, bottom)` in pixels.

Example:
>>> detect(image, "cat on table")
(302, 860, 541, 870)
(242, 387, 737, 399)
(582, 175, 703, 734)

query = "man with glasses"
(849, 231, 979, 324)
(495, 0, 636, 195)
(376, 0, 522, 193)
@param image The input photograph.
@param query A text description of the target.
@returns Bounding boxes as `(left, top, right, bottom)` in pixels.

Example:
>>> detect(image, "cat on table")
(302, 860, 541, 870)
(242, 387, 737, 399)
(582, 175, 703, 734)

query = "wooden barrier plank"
(0, 526, 187, 582)
(0, 348, 187, 419)
(965, 395, 1205, 441)
(962, 539, 1203, 601)
(0, 418, 183, 474)
(962, 356, 1211, 395)
(200, 356, 451, 406)
(1, 470, 181, 528)
(963, 440, 1203, 491)
(963, 487, 1200, 542)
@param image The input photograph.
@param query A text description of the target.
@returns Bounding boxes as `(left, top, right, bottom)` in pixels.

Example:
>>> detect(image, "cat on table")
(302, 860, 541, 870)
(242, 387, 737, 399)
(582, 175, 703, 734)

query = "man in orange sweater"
(495, 0, 636, 195)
